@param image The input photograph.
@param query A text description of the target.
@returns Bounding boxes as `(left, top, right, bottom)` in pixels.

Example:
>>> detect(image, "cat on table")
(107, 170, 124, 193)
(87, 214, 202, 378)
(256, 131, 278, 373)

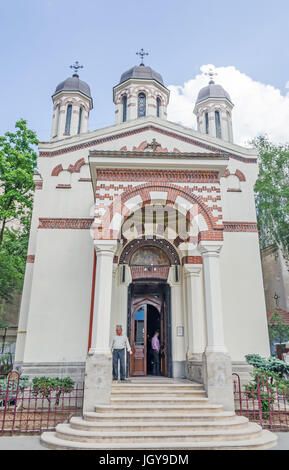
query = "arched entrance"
(121, 238, 177, 377)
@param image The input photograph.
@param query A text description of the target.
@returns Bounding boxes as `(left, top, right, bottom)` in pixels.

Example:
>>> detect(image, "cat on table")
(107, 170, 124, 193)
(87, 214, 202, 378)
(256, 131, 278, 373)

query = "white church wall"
(220, 232, 270, 361)
(22, 229, 94, 365)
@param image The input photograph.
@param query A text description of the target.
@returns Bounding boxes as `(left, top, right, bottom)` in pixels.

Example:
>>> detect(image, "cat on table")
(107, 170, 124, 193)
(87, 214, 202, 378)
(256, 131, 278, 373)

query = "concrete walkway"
(0, 432, 287, 450)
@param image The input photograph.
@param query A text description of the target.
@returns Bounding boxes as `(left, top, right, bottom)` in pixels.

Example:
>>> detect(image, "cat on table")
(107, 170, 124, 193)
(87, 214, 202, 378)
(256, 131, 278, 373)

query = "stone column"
(184, 265, 206, 357)
(199, 242, 234, 411)
(83, 240, 117, 412)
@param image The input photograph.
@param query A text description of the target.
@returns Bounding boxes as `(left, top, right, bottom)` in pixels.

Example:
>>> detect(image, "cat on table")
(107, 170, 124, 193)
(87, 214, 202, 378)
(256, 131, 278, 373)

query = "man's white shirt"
(110, 334, 131, 351)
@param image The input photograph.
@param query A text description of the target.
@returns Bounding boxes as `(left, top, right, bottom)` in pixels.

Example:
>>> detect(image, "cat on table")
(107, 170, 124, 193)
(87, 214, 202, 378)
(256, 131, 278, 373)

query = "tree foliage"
(0, 120, 37, 303)
(254, 136, 289, 259)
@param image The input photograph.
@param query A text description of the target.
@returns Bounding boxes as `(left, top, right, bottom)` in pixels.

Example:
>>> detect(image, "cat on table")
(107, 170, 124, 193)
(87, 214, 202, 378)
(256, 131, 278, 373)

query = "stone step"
(111, 390, 206, 397)
(83, 410, 236, 422)
(112, 383, 203, 390)
(70, 415, 249, 432)
(55, 422, 263, 443)
(110, 397, 209, 405)
(41, 429, 277, 450)
(94, 404, 223, 414)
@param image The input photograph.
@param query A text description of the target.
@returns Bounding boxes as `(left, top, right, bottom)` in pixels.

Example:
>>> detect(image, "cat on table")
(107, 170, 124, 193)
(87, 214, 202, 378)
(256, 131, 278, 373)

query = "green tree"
(254, 136, 289, 259)
(268, 310, 289, 346)
(0, 119, 38, 302)
(0, 119, 38, 247)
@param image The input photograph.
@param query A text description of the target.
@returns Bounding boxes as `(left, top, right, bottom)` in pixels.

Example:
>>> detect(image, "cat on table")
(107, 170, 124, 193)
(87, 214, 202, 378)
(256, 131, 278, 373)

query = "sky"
(1, 0, 289, 146)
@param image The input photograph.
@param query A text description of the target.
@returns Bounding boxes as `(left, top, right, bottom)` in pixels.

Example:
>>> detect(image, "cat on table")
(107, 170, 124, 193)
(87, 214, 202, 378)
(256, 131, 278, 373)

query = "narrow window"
(122, 95, 127, 122)
(156, 97, 161, 117)
(55, 105, 60, 136)
(205, 112, 209, 134)
(65, 104, 72, 134)
(77, 107, 83, 134)
(138, 93, 146, 117)
(215, 110, 222, 138)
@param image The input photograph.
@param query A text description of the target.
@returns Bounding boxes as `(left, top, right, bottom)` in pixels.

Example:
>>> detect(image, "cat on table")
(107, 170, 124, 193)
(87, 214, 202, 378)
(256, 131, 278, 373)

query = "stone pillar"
(184, 264, 206, 357)
(199, 242, 234, 411)
(83, 240, 117, 412)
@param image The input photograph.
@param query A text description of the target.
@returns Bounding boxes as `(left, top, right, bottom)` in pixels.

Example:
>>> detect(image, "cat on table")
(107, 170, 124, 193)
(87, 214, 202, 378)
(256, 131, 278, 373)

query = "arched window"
(138, 93, 146, 118)
(122, 95, 127, 122)
(65, 104, 72, 134)
(215, 110, 222, 138)
(205, 112, 209, 134)
(156, 97, 161, 117)
(77, 107, 83, 134)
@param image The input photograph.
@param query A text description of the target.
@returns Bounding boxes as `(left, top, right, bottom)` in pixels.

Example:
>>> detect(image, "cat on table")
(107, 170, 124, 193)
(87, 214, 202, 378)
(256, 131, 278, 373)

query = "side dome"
(53, 75, 92, 99)
(196, 82, 232, 104)
(119, 65, 164, 86)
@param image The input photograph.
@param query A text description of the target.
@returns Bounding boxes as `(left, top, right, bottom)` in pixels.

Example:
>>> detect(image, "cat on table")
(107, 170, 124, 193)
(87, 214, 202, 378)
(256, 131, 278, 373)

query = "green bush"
(32, 376, 75, 407)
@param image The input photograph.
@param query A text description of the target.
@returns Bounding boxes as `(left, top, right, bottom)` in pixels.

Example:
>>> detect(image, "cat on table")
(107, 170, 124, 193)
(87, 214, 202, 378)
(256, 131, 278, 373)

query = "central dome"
(119, 64, 164, 86)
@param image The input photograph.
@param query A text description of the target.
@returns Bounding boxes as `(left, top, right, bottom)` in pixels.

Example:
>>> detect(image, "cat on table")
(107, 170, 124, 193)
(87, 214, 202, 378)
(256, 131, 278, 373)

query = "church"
(15, 52, 270, 415)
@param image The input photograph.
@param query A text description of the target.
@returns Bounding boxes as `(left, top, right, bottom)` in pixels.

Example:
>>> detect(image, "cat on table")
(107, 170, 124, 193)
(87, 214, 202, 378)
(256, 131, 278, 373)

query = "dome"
(196, 82, 232, 104)
(119, 65, 164, 86)
(53, 75, 92, 99)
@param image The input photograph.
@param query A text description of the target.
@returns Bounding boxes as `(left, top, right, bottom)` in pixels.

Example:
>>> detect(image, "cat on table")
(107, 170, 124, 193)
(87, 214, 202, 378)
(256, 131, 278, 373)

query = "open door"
(130, 305, 147, 376)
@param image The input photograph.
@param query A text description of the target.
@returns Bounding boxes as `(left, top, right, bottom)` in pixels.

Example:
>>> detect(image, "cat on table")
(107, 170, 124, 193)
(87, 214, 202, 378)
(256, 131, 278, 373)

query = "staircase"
(41, 378, 277, 450)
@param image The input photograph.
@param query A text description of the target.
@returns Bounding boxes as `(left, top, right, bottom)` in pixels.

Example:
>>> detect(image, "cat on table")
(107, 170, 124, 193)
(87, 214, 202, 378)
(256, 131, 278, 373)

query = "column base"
(202, 350, 234, 411)
(83, 353, 112, 412)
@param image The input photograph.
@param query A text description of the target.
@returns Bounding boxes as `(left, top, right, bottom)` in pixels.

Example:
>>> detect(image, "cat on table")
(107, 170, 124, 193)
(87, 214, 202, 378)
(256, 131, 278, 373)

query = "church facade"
(15, 58, 270, 410)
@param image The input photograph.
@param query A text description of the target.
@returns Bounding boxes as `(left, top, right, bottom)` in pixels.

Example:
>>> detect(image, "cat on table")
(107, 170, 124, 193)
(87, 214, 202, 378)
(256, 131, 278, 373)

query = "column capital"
(94, 240, 118, 256)
(198, 241, 223, 256)
(183, 264, 202, 277)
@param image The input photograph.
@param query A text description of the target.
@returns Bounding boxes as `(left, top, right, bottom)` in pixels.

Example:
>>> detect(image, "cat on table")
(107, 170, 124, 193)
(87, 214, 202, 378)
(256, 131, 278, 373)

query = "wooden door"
(130, 305, 147, 376)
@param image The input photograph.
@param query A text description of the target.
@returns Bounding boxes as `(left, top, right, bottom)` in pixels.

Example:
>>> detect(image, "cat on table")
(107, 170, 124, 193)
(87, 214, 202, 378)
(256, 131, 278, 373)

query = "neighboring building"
(14, 58, 270, 412)
(261, 244, 289, 313)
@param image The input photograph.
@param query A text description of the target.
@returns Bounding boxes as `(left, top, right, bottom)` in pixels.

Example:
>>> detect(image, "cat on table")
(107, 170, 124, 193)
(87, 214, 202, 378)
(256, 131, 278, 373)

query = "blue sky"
(1, 0, 289, 143)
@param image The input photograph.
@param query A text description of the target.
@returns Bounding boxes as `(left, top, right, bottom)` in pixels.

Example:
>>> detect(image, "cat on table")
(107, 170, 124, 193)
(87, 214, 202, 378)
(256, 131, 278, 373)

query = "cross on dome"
(205, 68, 218, 84)
(136, 48, 149, 66)
(70, 61, 84, 77)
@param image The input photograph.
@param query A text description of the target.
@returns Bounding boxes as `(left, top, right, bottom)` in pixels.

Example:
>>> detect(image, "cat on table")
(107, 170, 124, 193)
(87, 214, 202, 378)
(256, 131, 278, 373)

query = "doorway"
(127, 282, 172, 377)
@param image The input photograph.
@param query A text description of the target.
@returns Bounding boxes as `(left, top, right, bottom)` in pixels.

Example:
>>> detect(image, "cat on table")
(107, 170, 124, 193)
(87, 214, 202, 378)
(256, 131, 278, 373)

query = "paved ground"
(0, 433, 287, 450)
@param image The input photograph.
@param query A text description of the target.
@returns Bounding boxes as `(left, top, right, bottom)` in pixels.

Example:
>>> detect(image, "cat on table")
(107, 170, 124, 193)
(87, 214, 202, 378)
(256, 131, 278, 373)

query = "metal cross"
(70, 61, 84, 76)
(136, 48, 149, 65)
(273, 292, 280, 307)
(205, 68, 217, 84)
(146, 138, 161, 151)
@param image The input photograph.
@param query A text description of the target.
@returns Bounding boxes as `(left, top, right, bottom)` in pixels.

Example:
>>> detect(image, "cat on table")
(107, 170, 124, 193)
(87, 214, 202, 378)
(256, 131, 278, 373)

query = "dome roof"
(119, 64, 164, 86)
(53, 74, 92, 99)
(196, 81, 232, 104)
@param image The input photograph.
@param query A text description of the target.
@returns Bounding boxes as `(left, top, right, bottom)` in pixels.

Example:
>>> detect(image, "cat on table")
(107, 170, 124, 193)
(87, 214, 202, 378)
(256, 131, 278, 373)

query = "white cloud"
(167, 64, 289, 147)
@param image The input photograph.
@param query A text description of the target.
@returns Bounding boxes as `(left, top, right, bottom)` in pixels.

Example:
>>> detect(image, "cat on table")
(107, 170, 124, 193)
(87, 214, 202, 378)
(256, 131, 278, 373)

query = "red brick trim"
(51, 164, 63, 176)
(39, 125, 257, 164)
(96, 169, 219, 183)
(56, 184, 71, 189)
(222, 168, 246, 181)
(38, 218, 93, 229)
(131, 265, 169, 280)
(26, 255, 35, 263)
(223, 222, 258, 232)
(182, 256, 203, 265)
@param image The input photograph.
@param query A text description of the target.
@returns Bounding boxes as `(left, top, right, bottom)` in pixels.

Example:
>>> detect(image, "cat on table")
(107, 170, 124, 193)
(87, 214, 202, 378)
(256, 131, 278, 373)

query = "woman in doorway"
(151, 331, 161, 376)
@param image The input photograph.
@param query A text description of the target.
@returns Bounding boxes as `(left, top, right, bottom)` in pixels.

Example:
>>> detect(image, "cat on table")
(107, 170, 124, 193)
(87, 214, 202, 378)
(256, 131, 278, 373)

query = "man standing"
(151, 330, 161, 376)
(110, 325, 132, 381)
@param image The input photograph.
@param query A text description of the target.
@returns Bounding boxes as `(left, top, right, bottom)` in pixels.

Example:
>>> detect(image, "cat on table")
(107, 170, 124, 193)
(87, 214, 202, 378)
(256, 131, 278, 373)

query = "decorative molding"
(130, 265, 169, 281)
(223, 222, 258, 232)
(34, 181, 43, 190)
(96, 169, 220, 183)
(51, 164, 63, 176)
(222, 168, 246, 182)
(39, 125, 257, 164)
(26, 255, 35, 263)
(119, 238, 180, 265)
(38, 218, 93, 229)
(56, 184, 71, 189)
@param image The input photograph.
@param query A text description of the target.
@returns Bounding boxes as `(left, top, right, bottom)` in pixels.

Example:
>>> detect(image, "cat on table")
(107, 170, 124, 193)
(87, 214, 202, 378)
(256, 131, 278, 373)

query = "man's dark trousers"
(152, 350, 160, 376)
(113, 349, 125, 380)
